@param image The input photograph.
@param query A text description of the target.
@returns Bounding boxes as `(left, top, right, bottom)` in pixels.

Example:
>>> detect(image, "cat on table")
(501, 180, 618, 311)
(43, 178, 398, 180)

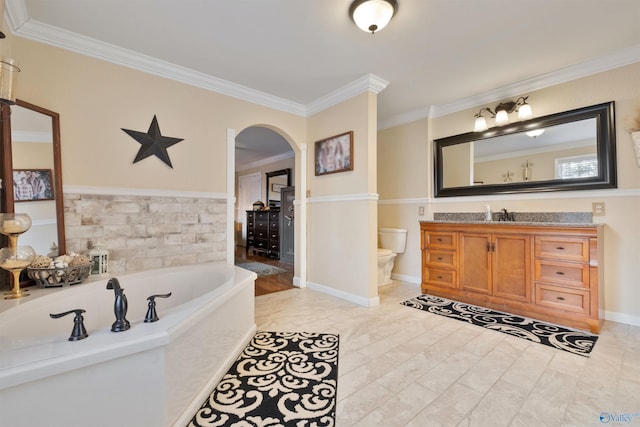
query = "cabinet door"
(460, 233, 491, 294)
(493, 234, 531, 302)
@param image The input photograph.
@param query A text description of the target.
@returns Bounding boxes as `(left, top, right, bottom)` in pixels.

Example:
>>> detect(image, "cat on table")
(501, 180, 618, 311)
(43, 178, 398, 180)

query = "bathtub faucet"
(106, 278, 131, 332)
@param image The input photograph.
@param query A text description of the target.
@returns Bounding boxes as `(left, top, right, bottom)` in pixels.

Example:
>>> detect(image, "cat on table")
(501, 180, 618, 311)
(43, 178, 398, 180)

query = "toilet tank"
(378, 228, 408, 254)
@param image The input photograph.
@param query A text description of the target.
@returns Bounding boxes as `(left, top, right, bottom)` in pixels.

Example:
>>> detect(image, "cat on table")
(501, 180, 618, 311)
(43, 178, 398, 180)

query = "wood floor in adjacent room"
(235, 246, 295, 296)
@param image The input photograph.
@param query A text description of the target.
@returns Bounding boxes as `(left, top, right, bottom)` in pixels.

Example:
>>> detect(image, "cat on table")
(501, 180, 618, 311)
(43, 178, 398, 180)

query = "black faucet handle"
(50, 309, 89, 341)
(144, 292, 172, 323)
(147, 292, 172, 302)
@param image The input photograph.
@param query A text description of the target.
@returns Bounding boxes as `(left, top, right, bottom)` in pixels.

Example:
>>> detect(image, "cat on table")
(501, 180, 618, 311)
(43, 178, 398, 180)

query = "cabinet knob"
(556, 246, 565, 250)
(436, 238, 443, 242)
(436, 275, 443, 279)
(556, 271, 565, 275)
(436, 257, 443, 261)
(556, 296, 565, 301)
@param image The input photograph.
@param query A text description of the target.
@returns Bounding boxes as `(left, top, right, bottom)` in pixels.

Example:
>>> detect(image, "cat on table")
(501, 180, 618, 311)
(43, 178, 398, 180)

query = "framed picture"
(271, 183, 286, 193)
(315, 131, 354, 176)
(13, 169, 54, 202)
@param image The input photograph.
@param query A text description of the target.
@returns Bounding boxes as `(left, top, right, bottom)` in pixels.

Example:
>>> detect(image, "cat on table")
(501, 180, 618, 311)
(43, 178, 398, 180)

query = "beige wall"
(307, 92, 379, 305)
(378, 62, 640, 325)
(10, 37, 307, 193)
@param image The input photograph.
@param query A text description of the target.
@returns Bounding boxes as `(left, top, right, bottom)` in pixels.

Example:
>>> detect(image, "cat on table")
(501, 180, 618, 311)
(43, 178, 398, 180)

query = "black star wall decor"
(122, 115, 184, 168)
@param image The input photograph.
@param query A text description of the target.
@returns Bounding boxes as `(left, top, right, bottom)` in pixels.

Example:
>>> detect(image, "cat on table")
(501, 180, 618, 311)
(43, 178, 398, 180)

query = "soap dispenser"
(484, 205, 492, 221)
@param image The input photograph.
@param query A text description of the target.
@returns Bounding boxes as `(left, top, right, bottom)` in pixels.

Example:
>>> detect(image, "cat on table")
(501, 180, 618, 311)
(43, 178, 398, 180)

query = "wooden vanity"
(420, 221, 604, 333)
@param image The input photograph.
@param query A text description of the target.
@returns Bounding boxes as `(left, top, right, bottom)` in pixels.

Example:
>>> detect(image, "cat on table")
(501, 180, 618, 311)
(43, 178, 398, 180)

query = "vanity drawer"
(423, 231, 457, 250)
(534, 236, 590, 262)
(535, 283, 589, 314)
(424, 249, 457, 269)
(535, 260, 589, 288)
(424, 267, 457, 289)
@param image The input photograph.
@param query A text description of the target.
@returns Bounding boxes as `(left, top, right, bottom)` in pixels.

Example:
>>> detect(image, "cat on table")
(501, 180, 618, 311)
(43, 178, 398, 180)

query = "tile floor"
(255, 281, 640, 427)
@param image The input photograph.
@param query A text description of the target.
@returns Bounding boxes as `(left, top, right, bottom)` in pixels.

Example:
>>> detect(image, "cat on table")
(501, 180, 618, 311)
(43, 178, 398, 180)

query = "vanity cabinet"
(246, 209, 281, 259)
(421, 221, 603, 333)
(459, 232, 531, 302)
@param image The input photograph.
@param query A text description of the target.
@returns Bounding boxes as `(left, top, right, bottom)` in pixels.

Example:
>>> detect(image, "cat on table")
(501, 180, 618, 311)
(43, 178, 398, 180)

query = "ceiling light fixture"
(473, 96, 533, 132)
(350, 0, 398, 34)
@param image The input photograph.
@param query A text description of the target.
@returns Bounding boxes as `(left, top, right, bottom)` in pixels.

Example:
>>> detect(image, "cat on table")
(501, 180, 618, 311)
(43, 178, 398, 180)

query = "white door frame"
(226, 128, 307, 287)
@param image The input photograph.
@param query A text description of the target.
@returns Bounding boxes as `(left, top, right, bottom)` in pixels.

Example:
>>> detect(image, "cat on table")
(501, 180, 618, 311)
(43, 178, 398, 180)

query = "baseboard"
(604, 310, 640, 328)
(171, 324, 257, 427)
(293, 276, 307, 288)
(306, 281, 380, 307)
(391, 273, 421, 284)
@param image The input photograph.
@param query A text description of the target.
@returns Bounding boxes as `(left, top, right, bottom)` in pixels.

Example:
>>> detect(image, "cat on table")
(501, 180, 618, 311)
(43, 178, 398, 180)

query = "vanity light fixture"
(0, 58, 20, 105)
(349, 0, 398, 34)
(474, 96, 532, 132)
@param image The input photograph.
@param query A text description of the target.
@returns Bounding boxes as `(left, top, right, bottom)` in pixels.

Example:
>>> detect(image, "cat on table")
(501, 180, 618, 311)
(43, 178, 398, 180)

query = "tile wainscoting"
(64, 191, 226, 274)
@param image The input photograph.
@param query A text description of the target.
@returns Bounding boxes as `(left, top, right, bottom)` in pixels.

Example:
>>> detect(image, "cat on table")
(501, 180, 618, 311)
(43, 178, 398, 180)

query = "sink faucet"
(106, 278, 130, 332)
(498, 208, 516, 222)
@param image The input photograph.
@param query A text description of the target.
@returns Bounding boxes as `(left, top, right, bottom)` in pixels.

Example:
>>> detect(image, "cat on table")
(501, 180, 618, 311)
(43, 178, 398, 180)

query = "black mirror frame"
(434, 101, 617, 197)
(265, 168, 291, 206)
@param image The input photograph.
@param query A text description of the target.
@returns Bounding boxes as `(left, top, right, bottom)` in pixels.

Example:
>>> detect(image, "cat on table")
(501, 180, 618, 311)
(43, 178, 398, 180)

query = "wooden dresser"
(246, 209, 281, 259)
(420, 221, 604, 333)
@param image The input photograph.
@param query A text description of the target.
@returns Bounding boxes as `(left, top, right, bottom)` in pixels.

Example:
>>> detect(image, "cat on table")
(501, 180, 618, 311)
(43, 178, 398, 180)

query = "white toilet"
(377, 227, 408, 287)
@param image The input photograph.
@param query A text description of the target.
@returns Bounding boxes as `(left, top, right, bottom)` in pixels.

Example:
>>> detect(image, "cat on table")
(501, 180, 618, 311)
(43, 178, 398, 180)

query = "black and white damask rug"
(401, 294, 598, 357)
(188, 331, 339, 427)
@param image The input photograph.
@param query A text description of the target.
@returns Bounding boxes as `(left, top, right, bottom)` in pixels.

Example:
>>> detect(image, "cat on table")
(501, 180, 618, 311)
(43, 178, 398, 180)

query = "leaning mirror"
(434, 102, 616, 197)
(266, 168, 291, 208)
(1, 100, 65, 255)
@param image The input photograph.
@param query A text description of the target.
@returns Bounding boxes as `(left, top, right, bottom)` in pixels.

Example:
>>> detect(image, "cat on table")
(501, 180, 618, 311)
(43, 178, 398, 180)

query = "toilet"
(377, 227, 408, 286)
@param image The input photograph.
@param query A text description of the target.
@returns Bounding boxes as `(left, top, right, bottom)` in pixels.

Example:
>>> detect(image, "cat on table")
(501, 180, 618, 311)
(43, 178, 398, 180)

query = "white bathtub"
(0, 263, 257, 427)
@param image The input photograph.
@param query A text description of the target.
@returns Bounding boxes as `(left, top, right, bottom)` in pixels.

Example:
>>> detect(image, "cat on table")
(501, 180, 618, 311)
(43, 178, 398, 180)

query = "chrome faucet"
(106, 278, 130, 332)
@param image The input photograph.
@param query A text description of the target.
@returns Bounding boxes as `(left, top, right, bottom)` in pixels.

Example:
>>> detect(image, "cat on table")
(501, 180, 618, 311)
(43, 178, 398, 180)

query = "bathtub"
(0, 263, 257, 427)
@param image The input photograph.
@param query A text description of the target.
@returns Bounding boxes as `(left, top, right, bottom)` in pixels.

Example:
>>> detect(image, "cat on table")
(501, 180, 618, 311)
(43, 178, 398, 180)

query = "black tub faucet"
(106, 278, 130, 332)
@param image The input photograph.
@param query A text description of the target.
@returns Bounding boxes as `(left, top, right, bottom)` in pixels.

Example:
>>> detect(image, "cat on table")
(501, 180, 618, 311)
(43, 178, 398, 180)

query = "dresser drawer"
(534, 260, 589, 288)
(535, 283, 589, 314)
(424, 267, 457, 289)
(424, 249, 457, 269)
(423, 231, 457, 250)
(253, 239, 268, 249)
(534, 236, 590, 262)
(255, 212, 269, 221)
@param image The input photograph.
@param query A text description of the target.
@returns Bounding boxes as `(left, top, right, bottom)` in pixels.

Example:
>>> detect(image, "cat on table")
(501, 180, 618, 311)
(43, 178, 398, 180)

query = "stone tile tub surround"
(433, 211, 593, 224)
(64, 192, 226, 274)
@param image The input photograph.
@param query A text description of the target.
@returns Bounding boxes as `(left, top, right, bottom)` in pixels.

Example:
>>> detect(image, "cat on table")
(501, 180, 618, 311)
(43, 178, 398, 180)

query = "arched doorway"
(229, 125, 303, 296)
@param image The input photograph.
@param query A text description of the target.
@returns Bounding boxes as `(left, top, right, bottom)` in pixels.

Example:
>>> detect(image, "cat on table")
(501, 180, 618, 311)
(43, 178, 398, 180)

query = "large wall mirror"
(434, 102, 617, 197)
(266, 168, 291, 208)
(1, 100, 65, 255)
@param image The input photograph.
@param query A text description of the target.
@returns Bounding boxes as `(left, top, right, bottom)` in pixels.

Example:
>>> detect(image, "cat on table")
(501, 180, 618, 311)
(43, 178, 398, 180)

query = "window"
(555, 154, 598, 179)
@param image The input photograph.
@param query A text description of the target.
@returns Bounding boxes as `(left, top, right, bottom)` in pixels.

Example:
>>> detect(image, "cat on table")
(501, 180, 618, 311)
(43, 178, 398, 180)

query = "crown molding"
(384, 43, 640, 128)
(7, 11, 308, 116)
(430, 44, 640, 119)
(5, 2, 388, 119)
(7, 1, 639, 127)
(306, 74, 390, 117)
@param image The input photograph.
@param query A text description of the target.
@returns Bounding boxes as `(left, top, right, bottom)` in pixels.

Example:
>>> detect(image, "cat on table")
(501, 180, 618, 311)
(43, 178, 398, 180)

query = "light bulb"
(518, 103, 532, 119)
(495, 109, 509, 125)
(474, 116, 488, 132)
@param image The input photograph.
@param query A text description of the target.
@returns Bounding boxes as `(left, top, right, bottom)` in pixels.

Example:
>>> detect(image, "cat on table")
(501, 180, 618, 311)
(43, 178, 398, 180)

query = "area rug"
(188, 331, 339, 427)
(401, 294, 598, 357)
(236, 261, 287, 277)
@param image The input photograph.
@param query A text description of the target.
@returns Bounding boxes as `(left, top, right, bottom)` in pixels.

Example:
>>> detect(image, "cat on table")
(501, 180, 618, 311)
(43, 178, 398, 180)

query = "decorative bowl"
(27, 262, 92, 287)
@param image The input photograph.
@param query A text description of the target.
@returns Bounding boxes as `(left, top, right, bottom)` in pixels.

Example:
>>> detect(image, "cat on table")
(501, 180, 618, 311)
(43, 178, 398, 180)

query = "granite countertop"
(425, 212, 602, 227)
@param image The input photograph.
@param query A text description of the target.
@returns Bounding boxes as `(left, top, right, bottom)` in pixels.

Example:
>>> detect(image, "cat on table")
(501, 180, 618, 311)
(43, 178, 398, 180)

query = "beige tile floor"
(255, 281, 640, 427)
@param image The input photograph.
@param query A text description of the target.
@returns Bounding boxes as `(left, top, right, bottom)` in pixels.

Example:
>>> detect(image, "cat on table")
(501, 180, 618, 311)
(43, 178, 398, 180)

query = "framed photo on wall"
(13, 169, 54, 202)
(315, 131, 354, 176)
